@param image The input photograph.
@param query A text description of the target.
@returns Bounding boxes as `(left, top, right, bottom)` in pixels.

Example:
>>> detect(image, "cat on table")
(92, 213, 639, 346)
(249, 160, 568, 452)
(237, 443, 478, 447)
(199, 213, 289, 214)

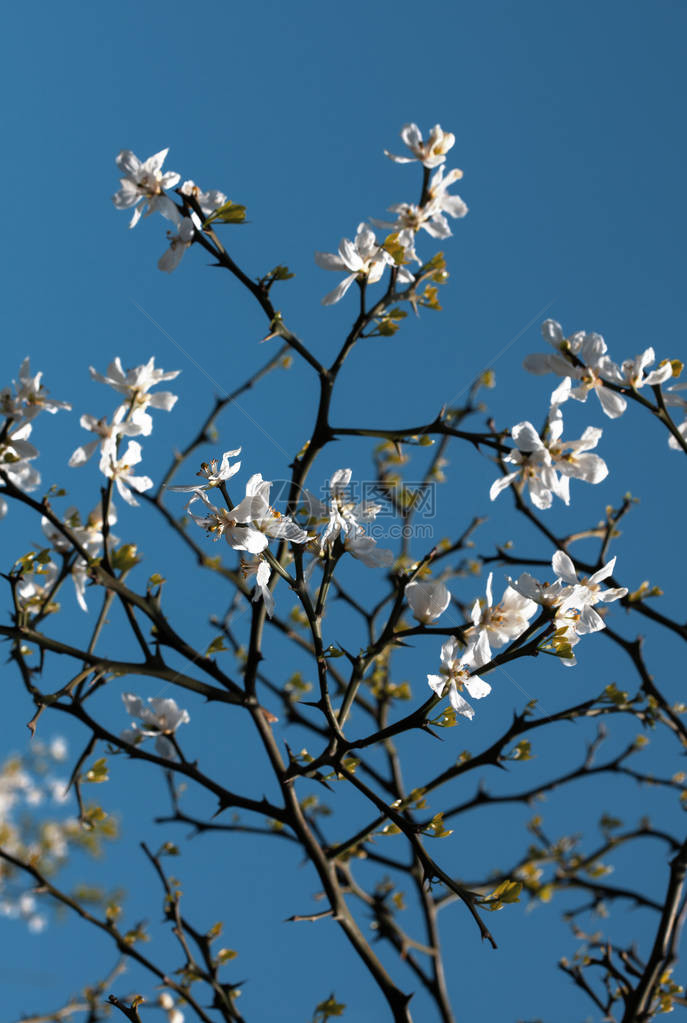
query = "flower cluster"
(0, 358, 71, 518)
(301, 468, 393, 567)
(511, 551, 627, 666)
(70, 356, 179, 506)
(173, 463, 394, 615)
(414, 572, 536, 720)
(315, 122, 467, 305)
(525, 318, 680, 428)
(112, 148, 227, 272)
(490, 413, 608, 510)
(411, 550, 626, 721)
(0, 739, 75, 935)
(491, 315, 683, 509)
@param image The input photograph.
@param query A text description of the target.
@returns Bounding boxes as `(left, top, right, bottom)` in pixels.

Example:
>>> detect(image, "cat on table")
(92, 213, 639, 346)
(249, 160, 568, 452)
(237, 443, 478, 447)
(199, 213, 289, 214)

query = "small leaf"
(313, 993, 346, 1021)
(205, 635, 227, 656)
(203, 200, 247, 226)
(85, 758, 109, 784)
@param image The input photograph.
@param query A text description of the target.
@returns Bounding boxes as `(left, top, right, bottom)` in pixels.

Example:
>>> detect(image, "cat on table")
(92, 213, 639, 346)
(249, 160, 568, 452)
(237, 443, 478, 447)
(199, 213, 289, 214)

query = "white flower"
(158, 216, 197, 273)
(525, 320, 627, 419)
(99, 440, 153, 506)
(373, 168, 467, 241)
(187, 494, 267, 554)
(465, 573, 537, 660)
(9, 358, 71, 423)
(159, 992, 185, 1023)
(121, 693, 190, 760)
(405, 579, 451, 623)
(68, 407, 142, 468)
(427, 634, 491, 721)
(385, 123, 456, 168)
(46, 779, 70, 804)
(315, 223, 394, 305)
(0, 420, 42, 512)
(168, 449, 242, 493)
(180, 180, 227, 216)
(490, 415, 608, 509)
(544, 415, 608, 504)
(187, 474, 308, 554)
(235, 474, 309, 543)
(0, 435, 42, 517)
(599, 347, 674, 391)
(49, 737, 68, 761)
(89, 357, 180, 436)
(16, 560, 59, 611)
(112, 148, 181, 229)
(489, 421, 565, 510)
(552, 551, 628, 635)
(509, 572, 571, 610)
(422, 166, 468, 235)
(304, 469, 381, 552)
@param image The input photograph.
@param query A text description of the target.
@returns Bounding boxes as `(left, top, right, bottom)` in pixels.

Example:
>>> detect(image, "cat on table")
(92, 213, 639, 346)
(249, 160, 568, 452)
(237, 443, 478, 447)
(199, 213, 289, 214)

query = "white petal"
(427, 674, 446, 699)
(489, 472, 518, 501)
(322, 274, 357, 306)
(314, 251, 346, 271)
(448, 685, 474, 719)
(552, 551, 578, 585)
(512, 422, 544, 453)
(464, 673, 491, 699)
(597, 386, 627, 419)
(588, 557, 616, 585)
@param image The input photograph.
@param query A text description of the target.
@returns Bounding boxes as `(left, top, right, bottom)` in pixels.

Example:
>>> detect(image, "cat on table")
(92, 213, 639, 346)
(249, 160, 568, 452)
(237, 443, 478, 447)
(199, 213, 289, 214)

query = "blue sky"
(2, 1, 686, 1020)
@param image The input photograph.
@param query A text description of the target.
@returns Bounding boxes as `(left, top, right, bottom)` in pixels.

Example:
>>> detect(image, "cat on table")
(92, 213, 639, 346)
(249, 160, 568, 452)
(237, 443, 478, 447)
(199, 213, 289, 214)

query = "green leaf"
(205, 635, 228, 656)
(203, 200, 247, 226)
(111, 544, 141, 571)
(85, 758, 109, 784)
(269, 264, 295, 281)
(423, 812, 453, 838)
(480, 879, 523, 911)
(313, 993, 346, 1021)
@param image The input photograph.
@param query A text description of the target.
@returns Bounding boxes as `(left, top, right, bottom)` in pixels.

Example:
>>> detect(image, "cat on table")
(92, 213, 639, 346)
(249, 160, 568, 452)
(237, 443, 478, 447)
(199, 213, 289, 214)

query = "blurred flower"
(121, 693, 190, 759)
(344, 532, 393, 567)
(159, 991, 185, 1023)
